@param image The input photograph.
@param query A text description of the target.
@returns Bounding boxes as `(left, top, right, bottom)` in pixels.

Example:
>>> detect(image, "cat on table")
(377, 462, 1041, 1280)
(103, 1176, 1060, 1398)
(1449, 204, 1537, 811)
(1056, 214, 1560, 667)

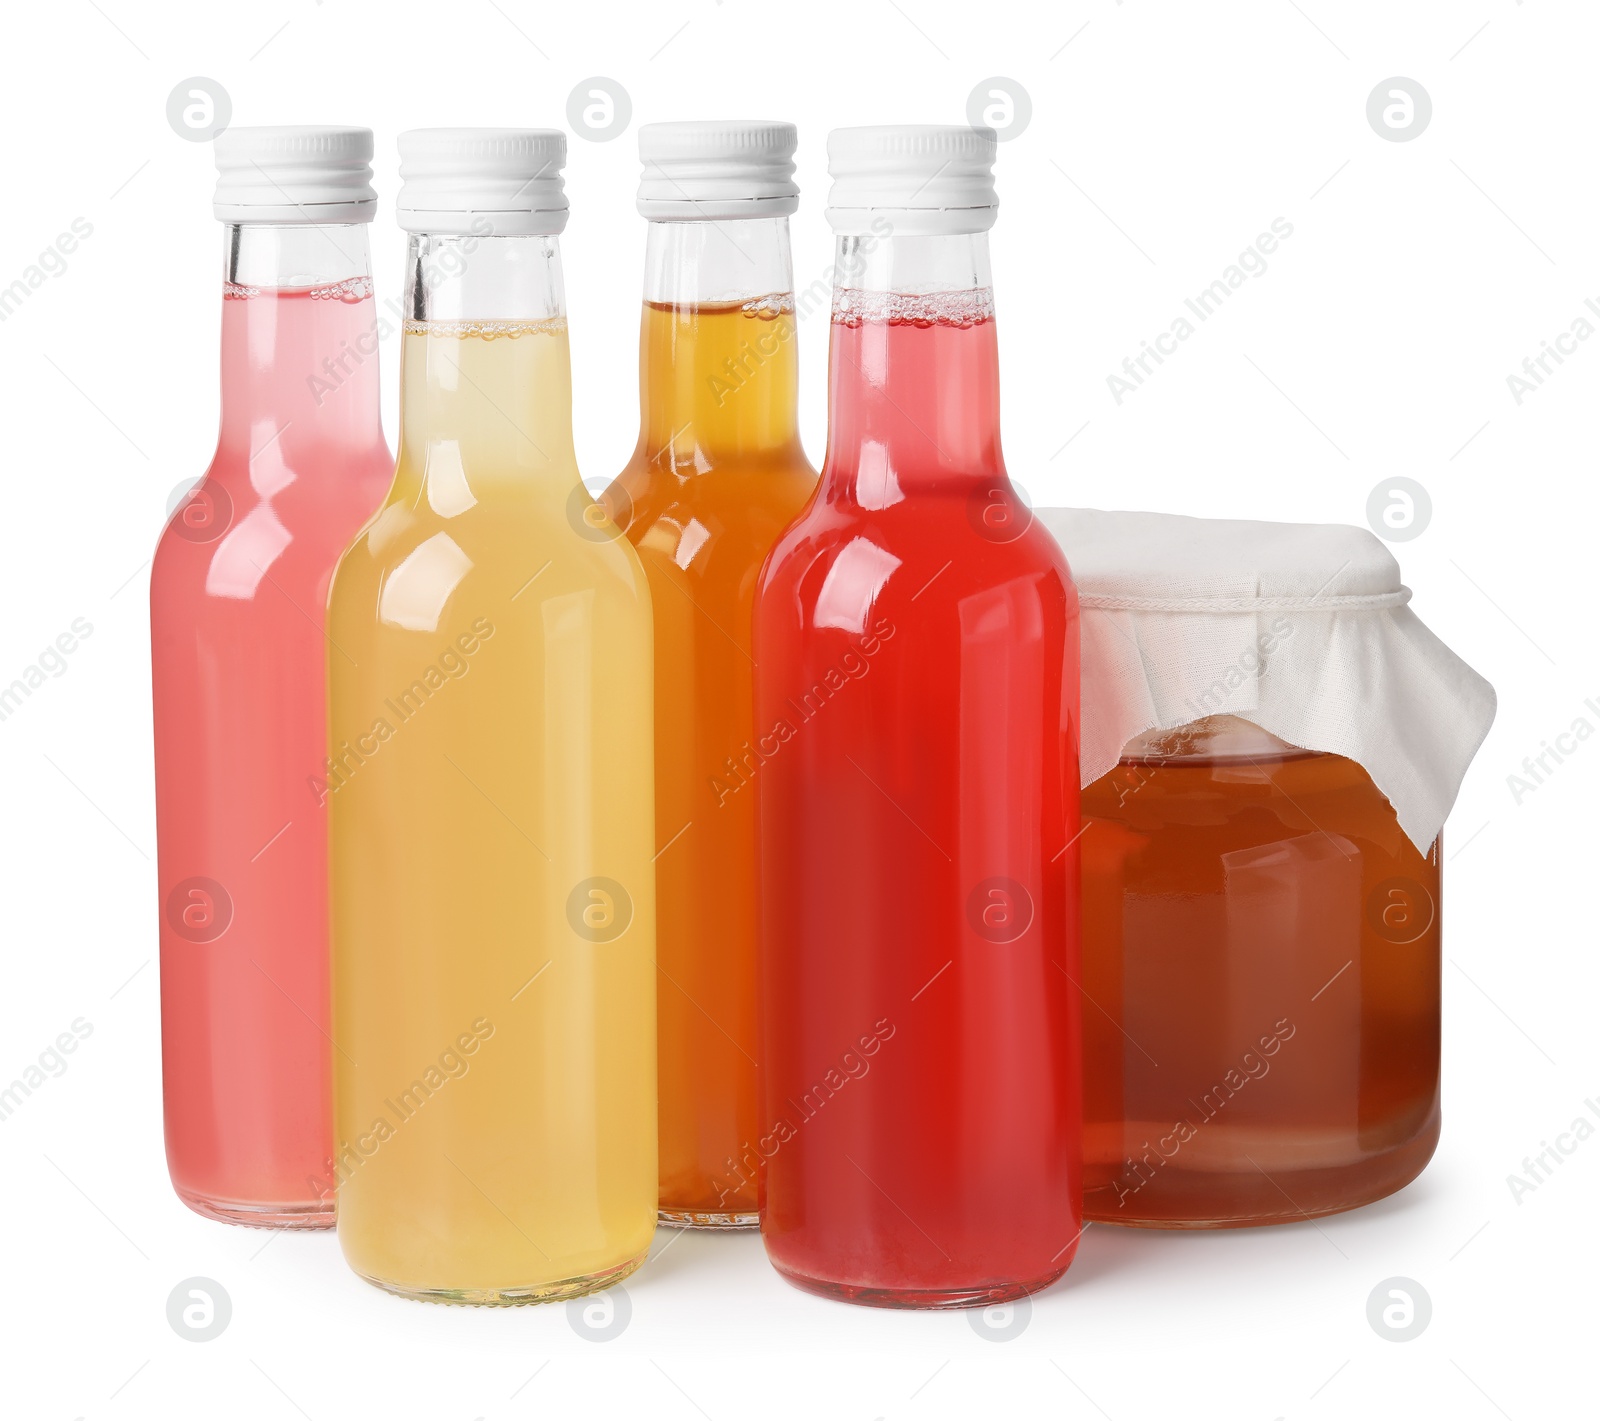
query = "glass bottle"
(752, 127, 1083, 1306)
(151, 127, 391, 1227)
(604, 122, 817, 1228)
(326, 130, 657, 1303)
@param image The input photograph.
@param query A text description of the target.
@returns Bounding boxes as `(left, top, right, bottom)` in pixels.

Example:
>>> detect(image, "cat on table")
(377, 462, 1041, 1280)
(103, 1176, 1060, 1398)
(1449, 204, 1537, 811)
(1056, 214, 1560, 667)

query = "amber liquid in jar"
(1081, 717, 1440, 1227)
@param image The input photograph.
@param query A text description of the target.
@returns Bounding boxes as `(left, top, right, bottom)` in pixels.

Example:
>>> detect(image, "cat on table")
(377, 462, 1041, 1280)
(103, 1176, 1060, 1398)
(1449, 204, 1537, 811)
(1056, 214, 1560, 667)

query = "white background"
(1, 1, 1593, 1417)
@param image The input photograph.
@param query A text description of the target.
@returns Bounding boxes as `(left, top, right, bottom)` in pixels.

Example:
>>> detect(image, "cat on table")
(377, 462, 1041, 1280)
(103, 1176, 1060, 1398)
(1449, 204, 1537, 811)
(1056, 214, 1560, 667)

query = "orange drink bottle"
(604, 122, 817, 1226)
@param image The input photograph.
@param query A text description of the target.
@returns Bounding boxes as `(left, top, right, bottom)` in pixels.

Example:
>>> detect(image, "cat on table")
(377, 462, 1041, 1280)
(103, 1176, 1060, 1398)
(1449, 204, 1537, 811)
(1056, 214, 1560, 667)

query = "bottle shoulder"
(607, 454, 818, 569)
(760, 495, 1075, 603)
(152, 449, 392, 603)
(610, 452, 816, 517)
(329, 492, 654, 615)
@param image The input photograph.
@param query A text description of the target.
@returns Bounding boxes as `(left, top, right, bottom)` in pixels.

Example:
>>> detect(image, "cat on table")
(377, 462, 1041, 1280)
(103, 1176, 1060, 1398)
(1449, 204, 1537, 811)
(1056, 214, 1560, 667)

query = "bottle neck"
(823, 232, 1003, 500)
(218, 223, 384, 459)
(398, 233, 576, 484)
(635, 218, 802, 466)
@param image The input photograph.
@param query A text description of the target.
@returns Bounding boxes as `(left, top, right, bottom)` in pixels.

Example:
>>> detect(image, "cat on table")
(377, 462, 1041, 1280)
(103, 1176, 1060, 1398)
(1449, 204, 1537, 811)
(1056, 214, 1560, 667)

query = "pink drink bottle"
(150, 128, 391, 1226)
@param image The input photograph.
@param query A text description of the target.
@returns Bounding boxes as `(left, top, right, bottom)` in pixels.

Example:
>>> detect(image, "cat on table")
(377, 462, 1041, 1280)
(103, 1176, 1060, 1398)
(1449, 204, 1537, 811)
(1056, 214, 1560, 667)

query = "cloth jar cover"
(1036, 507, 1497, 853)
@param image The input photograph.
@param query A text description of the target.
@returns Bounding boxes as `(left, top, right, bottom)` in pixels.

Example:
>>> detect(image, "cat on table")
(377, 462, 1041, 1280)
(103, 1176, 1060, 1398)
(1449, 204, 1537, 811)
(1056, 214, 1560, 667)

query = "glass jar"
(1080, 715, 1440, 1227)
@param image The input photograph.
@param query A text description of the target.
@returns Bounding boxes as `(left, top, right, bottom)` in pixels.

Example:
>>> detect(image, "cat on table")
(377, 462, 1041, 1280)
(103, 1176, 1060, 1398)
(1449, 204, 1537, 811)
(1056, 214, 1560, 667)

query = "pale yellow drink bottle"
(325, 129, 657, 1304)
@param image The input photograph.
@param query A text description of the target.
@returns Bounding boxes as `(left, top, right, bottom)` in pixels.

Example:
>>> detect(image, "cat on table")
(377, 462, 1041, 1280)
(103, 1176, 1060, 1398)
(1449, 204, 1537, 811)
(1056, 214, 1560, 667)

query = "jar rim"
(1120, 715, 1324, 765)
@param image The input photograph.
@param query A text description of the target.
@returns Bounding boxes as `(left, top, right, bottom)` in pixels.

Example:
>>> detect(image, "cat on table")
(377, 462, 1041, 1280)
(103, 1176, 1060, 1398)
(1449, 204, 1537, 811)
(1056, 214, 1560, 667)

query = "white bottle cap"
(213, 126, 377, 224)
(396, 129, 569, 237)
(825, 125, 998, 236)
(637, 121, 799, 221)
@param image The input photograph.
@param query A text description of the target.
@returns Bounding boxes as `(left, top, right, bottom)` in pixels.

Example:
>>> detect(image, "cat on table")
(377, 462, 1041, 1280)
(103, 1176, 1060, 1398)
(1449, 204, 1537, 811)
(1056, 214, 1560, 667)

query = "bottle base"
(658, 1207, 759, 1230)
(771, 1259, 1070, 1310)
(354, 1249, 647, 1307)
(177, 1189, 335, 1230)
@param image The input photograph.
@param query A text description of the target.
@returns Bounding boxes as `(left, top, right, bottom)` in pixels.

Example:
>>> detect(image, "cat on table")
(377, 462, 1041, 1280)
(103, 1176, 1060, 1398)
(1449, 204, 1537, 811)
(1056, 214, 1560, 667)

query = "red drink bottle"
(753, 126, 1083, 1306)
(150, 129, 391, 1226)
